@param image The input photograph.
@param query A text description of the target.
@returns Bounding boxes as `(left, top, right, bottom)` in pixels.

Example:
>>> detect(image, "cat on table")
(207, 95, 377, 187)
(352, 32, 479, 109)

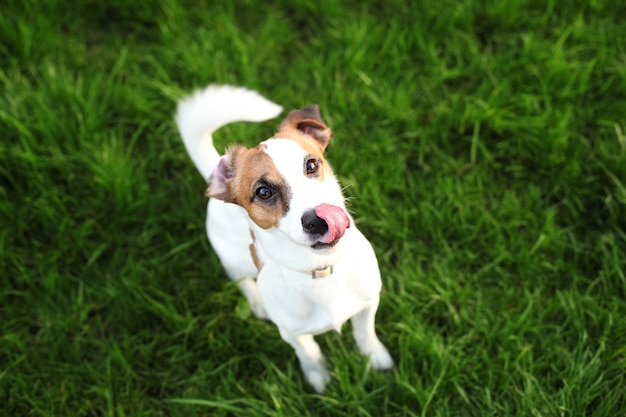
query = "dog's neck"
(249, 227, 338, 279)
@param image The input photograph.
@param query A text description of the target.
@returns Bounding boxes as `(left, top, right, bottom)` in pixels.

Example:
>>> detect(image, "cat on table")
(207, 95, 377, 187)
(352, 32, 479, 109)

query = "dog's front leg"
(278, 328, 330, 393)
(236, 276, 269, 319)
(351, 302, 395, 370)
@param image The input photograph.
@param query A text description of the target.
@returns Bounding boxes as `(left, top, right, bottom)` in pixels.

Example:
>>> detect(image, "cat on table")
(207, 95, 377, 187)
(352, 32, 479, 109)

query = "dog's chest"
(257, 264, 378, 335)
(299, 276, 366, 333)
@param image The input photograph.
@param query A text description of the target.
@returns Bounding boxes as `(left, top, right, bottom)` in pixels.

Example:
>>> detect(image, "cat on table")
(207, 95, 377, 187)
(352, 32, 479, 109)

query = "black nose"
(301, 209, 329, 236)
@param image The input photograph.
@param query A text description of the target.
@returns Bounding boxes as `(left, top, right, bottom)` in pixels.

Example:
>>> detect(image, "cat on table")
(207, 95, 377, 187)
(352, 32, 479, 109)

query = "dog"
(175, 85, 394, 393)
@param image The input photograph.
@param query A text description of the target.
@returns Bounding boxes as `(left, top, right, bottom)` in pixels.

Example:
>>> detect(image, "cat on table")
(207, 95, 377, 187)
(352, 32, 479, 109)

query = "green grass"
(1, 0, 625, 415)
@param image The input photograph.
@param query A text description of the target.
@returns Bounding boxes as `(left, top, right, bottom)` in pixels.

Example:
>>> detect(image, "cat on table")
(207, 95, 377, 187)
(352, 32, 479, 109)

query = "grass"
(1, 0, 625, 415)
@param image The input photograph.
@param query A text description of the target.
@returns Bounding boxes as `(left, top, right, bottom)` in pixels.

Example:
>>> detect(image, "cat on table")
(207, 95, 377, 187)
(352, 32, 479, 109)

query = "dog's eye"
(255, 186, 273, 200)
(305, 158, 319, 175)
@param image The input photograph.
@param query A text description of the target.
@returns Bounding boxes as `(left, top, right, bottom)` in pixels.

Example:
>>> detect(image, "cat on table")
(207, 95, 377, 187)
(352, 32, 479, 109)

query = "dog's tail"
(175, 85, 283, 180)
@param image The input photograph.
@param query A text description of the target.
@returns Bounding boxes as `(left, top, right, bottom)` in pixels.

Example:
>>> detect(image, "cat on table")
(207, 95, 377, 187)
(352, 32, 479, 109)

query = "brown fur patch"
(270, 131, 334, 181)
(275, 105, 333, 151)
(227, 145, 291, 229)
(270, 104, 335, 181)
(248, 229, 263, 271)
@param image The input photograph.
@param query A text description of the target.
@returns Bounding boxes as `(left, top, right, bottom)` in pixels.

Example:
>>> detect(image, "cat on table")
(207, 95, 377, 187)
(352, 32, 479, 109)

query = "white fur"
(175, 84, 393, 393)
(175, 85, 283, 180)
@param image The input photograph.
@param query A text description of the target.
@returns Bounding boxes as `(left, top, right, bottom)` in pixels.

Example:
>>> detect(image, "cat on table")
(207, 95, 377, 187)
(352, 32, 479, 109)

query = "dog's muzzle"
(301, 204, 350, 248)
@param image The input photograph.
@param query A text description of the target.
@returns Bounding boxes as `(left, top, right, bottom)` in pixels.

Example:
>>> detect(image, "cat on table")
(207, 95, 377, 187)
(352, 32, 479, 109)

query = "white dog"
(175, 85, 393, 393)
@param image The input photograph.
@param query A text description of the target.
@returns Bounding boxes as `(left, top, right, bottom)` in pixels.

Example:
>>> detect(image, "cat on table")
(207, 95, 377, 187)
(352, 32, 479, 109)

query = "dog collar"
(312, 265, 333, 279)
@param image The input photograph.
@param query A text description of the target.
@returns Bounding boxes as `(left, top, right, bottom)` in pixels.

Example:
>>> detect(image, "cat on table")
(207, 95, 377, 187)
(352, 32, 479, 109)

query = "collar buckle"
(312, 265, 333, 279)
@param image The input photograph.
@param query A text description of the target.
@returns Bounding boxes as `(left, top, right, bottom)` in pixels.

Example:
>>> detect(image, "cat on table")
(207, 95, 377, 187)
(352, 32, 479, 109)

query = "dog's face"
(207, 105, 350, 253)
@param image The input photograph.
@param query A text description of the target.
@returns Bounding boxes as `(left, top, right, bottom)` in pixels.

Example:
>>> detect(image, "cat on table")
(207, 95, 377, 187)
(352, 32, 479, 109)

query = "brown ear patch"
(275, 104, 333, 151)
(206, 146, 245, 202)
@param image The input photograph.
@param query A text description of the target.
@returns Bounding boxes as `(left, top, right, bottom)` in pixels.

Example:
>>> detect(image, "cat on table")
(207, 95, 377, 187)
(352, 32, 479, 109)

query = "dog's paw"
(369, 346, 395, 370)
(302, 364, 331, 394)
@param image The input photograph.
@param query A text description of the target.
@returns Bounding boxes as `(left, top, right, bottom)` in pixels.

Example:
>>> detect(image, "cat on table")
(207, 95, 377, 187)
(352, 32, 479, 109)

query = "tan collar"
(311, 265, 333, 279)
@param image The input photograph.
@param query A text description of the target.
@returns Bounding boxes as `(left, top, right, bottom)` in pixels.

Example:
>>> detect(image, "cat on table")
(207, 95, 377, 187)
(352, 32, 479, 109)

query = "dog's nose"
(301, 209, 329, 236)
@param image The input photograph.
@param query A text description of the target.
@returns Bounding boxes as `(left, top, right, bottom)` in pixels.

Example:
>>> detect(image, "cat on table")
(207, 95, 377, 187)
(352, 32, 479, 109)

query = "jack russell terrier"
(175, 85, 394, 393)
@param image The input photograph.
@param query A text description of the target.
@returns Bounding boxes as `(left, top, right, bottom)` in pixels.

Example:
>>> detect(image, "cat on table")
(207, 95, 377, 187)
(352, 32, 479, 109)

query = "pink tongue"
(315, 203, 351, 243)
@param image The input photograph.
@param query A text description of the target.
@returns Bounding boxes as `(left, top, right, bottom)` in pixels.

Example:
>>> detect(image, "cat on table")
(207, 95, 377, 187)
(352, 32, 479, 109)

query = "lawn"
(1, 0, 625, 416)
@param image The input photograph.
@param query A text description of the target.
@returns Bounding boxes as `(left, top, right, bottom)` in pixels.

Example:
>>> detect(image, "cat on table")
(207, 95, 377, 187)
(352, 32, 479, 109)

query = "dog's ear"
(279, 104, 333, 151)
(206, 146, 243, 202)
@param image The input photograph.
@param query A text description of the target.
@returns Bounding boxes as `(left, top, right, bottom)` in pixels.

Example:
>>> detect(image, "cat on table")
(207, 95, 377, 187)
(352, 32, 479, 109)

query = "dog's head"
(207, 105, 351, 257)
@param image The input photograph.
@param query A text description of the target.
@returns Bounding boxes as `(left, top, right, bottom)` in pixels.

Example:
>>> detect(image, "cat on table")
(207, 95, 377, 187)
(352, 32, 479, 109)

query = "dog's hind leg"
(237, 277, 269, 320)
(278, 328, 330, 394)
(351, 302, 395, 370)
